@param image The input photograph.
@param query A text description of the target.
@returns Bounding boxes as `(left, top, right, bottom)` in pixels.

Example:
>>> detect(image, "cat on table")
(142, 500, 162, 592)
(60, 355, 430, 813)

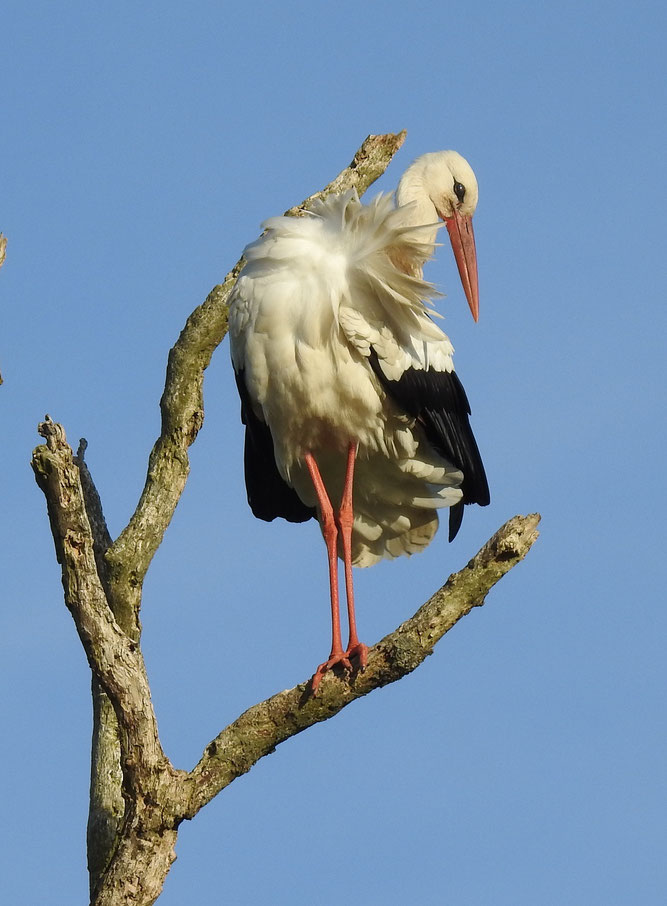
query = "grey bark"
(31, 132, 540, 905)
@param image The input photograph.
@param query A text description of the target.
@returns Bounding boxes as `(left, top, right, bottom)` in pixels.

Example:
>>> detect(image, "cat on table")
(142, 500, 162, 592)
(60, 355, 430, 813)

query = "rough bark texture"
(31, 132, 540, 906)
(185, 512, 540, 817)
(87, 679, 124, 887)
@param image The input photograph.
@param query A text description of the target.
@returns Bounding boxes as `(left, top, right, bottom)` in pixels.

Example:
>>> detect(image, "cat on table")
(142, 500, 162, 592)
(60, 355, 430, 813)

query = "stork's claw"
(345, 642, 369, 670)
(310, 652, 352, 695)
(310, 642, 369, 695)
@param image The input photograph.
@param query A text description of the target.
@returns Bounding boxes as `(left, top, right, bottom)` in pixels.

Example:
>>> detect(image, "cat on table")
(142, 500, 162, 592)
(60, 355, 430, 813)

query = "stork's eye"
(453, 180, 466, 203)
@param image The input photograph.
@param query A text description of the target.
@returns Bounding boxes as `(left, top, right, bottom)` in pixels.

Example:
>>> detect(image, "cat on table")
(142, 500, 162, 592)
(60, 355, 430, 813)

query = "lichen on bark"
(31, 132, 540, 906)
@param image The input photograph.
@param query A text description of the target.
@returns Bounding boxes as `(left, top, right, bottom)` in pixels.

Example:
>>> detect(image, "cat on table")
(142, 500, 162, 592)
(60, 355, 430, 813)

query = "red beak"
(444, 209, 479, 322)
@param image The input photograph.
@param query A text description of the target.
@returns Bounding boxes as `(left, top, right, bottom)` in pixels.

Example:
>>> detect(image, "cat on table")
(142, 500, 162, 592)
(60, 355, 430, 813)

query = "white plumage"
(229, 150, 489, 689)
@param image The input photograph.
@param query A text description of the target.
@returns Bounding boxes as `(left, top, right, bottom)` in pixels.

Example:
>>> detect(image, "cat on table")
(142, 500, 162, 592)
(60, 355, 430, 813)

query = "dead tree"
(31, 132, 540, 906)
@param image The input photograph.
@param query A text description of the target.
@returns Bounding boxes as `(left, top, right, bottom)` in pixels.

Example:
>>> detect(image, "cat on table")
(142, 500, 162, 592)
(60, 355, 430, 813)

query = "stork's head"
(397, 150, 480, 321)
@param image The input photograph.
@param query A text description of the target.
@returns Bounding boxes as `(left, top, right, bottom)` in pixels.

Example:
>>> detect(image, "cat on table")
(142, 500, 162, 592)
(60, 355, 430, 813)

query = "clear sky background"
(2, 2, 666, 903)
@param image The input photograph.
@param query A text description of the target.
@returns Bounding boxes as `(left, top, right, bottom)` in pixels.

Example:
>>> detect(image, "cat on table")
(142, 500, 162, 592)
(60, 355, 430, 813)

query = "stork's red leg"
(304, 452, 351, 693)
(337, 442, 368, 669)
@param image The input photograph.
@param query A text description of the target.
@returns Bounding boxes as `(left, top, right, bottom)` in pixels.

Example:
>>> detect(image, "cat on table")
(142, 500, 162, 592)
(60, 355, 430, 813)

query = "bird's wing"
(229, 277, 315, 524)
(233, 368, 315, 524)
(339, 299, 489, 542)
(369, 349, 490, 541)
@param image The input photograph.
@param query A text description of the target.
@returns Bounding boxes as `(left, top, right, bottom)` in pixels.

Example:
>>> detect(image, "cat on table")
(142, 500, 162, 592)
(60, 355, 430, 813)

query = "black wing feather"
(234, 369, 315, 524)
(368, 350, 490, 541)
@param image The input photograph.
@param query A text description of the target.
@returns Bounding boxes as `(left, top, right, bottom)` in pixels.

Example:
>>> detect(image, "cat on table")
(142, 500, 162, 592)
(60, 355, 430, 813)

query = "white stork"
(228, 150, 489, 691)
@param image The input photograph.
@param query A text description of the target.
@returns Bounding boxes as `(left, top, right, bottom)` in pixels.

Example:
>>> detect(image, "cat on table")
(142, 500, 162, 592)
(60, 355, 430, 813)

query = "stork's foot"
(310, 651, 352, 695)
(310, 642, 369, 695)
(345, 641, 369, 670)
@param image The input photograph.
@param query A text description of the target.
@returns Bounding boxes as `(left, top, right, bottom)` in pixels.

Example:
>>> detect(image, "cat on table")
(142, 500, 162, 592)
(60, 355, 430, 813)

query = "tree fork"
(33, 417, 539, 904)
(32, 132, 540, 906)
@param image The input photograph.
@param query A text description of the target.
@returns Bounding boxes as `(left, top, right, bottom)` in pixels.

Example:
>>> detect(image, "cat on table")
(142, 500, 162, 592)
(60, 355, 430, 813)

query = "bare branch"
(105, 131, 408, 615)
(32, 412, 539, 903)
(31, 419, 167, 776)
(283, 130, 407, 215)
(71, 440, 134, 891)
(32, 419, 188, 904)
(31, 132, 540, 906)
(184, 513, 540, 817)
(87, 681, 124, 892)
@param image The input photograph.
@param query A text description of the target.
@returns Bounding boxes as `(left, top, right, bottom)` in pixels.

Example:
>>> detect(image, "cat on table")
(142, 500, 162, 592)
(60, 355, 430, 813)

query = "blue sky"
(2, 1, 666, 903)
